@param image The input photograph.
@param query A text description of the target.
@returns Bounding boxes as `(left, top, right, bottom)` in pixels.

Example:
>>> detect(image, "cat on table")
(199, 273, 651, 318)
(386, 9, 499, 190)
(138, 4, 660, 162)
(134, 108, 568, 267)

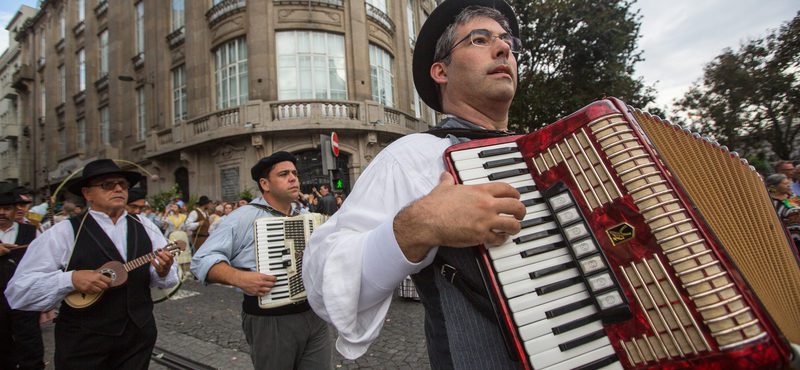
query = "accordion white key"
(253, 213, 328, 309)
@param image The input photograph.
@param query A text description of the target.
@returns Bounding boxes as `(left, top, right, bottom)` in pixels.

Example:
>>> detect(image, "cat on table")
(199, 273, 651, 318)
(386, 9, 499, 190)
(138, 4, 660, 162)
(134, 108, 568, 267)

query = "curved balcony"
(166, 27, 185, 49)
(365, 3, 395, 35)
(206, 0, 247, 28)
(150, 100, 424, 158)
(273, 0, 343, 7)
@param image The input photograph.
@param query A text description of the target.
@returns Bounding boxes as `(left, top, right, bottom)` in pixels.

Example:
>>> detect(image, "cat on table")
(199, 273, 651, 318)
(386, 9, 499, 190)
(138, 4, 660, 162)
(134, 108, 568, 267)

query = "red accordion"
(444, 98, 800, 369)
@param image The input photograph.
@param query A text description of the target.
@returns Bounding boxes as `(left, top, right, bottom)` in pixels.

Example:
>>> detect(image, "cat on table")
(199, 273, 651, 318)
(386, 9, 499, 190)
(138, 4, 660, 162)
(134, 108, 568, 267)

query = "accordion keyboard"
(451, 142, 624, 370)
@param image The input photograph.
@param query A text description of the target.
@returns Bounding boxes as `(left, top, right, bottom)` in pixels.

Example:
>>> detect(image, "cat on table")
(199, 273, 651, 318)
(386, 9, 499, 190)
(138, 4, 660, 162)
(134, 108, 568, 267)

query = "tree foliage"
(673, 12, 800, 160)
(508, 0, 658, 132)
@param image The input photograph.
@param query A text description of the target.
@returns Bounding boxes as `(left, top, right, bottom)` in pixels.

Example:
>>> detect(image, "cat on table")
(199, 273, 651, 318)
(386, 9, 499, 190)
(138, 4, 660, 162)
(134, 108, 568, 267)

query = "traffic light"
(333, 178, 343, 190)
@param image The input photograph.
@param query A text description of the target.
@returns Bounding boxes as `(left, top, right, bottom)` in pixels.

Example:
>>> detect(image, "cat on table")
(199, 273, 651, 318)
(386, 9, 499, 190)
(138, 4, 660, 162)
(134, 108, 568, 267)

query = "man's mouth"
(489, 64, 513, 77)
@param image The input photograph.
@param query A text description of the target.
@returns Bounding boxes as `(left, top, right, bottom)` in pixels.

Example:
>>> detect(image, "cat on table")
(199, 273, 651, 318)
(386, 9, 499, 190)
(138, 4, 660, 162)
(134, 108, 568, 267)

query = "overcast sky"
(1, 0, 797, 112)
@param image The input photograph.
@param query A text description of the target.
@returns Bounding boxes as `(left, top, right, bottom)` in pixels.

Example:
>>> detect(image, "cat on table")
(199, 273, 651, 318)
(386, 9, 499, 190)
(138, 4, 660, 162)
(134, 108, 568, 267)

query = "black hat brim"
(413, 0, 519, 113)
(68, 171, 144, 196)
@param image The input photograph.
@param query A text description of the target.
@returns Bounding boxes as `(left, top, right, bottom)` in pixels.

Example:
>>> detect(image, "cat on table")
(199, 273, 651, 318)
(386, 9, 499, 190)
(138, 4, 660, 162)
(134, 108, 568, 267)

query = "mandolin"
(64, 241, 183, 309)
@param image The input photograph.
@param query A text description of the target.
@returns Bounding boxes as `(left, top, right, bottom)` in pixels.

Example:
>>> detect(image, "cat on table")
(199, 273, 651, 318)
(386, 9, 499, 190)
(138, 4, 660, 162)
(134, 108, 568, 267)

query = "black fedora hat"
(197, 195, 211, 206)
(67, 159, 144, 196)
(412, 0, 519, 113)
(0, 182, 16, 206)
(251, 151, 297, 182)
(127, 187, 147, 204)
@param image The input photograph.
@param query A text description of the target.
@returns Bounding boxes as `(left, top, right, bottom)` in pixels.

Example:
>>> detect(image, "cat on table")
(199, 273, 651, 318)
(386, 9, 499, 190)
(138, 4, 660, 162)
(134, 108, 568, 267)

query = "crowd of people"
(766, 160, 800, 249)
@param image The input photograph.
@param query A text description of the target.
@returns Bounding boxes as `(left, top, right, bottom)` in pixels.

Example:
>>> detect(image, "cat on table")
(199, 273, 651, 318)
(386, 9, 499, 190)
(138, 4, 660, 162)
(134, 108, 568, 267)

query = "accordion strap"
(431, 254, 496, 322)
(425, 127, 514, 140)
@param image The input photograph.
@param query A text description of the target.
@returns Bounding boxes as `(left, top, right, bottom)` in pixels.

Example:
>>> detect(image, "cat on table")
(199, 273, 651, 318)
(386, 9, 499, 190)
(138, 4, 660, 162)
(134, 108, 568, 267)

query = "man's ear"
(259, 178, 270, 193)
(431, 61, 448, 84)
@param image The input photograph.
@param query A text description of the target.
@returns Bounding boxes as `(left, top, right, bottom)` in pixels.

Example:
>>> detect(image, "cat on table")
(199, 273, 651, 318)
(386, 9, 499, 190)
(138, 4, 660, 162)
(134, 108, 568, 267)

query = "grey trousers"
(241, 309, 331, 370)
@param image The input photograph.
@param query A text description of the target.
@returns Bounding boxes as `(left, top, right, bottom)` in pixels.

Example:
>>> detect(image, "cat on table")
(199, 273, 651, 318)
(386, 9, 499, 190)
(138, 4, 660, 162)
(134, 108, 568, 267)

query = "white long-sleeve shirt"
(185, 209, 207, 232)
(303, 133, 451, 359)
(5, 209, 179, 311)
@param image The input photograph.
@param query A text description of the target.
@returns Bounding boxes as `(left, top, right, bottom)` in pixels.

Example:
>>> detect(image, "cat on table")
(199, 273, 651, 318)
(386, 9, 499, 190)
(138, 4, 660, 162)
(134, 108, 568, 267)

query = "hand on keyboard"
(235, 270, 278, 296)
(394, 172, 526, 262)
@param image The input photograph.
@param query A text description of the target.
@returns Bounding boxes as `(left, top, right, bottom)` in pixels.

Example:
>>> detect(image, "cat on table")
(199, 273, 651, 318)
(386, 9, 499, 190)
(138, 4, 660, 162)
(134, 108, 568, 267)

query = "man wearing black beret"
(6, 159, 178, 368)
(302, 1, 557, 368)
(191, 151, 330, 369)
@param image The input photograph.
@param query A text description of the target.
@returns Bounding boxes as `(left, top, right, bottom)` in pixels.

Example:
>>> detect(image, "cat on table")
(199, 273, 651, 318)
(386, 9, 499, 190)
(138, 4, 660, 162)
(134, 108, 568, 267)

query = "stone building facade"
(1, 5, 38, 185)
(12, 0, 440, 202)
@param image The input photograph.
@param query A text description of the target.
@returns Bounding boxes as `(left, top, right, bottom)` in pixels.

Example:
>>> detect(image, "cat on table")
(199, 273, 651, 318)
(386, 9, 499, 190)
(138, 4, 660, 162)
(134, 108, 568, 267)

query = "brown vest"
(193, 209, 210, 249)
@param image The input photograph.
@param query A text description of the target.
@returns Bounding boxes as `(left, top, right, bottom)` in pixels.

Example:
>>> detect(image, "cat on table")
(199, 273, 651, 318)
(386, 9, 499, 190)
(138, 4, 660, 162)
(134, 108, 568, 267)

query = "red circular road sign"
(331, 131, 340, 157)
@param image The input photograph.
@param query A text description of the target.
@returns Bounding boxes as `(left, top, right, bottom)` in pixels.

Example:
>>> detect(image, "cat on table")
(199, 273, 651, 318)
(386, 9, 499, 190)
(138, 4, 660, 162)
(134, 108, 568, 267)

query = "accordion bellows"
(633, 109, 800, 343)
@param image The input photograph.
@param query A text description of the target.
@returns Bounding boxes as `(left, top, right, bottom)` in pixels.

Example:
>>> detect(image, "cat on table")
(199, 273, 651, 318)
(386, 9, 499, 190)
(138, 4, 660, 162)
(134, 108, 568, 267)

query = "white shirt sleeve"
(303, 134, 449, 359)
(185, 210, 200, 231)
(5, 221, 76, 311)
(140, 215, 179, 289)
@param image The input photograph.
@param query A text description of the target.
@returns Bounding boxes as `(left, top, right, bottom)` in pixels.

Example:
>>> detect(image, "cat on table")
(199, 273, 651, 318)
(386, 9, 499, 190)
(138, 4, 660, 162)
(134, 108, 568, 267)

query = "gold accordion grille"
(632, 109, 800, 343)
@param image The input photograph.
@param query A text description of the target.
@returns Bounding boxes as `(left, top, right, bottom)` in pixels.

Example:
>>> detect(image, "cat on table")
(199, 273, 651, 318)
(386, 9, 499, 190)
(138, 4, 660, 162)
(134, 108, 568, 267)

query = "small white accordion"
(253, 213, 328, 309)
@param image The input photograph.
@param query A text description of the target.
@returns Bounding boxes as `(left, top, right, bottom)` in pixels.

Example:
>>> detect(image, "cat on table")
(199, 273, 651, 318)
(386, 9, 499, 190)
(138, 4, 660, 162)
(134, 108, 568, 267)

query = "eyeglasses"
(88, 180, 130, 191)
(440, 28, 522, 61)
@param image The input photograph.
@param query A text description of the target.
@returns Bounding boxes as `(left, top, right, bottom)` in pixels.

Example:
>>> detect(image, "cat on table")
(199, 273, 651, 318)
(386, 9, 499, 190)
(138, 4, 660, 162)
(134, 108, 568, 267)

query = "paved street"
(41, 280, 430, 369)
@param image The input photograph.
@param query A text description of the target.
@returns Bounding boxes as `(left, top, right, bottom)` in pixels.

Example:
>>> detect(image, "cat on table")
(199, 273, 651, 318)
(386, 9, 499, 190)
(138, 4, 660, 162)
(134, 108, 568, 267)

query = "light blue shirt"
(190, 197, 300, 283)
(792, 182, 800, 197)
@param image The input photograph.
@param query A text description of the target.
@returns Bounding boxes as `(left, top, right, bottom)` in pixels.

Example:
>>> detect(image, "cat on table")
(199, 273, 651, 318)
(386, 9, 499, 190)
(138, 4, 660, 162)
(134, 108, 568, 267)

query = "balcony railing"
(273, 0, 343, 7)
(37, 57, 45, 70)
(73, 21, 85, 36)
(365, 3, 395, 34)
(206, 0, 247, 28)
(132, 52, 145, 69)
(95, 0, 109, 17)
(95, 74, 109, 90)
(166, 27, 185, 49)
(270, 100, 361, 121)
(151, 100, 423, 155)
(55, 38, 65, 53)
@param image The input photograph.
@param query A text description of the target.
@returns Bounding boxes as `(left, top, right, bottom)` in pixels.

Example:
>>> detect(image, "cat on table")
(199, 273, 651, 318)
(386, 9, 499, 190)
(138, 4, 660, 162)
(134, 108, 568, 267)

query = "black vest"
(0, 223, 37, 290)
(58, 213, 154, 336)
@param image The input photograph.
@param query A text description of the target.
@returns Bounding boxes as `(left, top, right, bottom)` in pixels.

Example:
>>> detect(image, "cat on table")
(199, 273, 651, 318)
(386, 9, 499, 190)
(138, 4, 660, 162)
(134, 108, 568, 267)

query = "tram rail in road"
(151, 346, 216, 370)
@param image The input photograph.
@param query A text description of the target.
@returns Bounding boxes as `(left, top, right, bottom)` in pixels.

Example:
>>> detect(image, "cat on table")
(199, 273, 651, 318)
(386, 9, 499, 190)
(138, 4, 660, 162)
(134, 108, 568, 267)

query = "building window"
(58, 65, 66, 103)
(366, 0, 387, 13)
(77, 117, 86, 149)
(369, 44, 394, 107)
(135, 2, 145, 55)
(276, 31, 347, 101)
(100, 106, 110, 145)
(214, 37, 248, 109)
(39, 80, 46, 118)
(137, 87, 146, 141)
(77, 49, 86, 91)
(59, 129, 66, 155)
(78, 0, 85, 22)
(413, 84, 421, 119)
(171, 0, 184, 31)
(59, 10, 65, 40)
(99, 29, 109, 77)
(172, 65, 187, 123)
(407, 0, 416, 44)
(39, 30, 46, 60)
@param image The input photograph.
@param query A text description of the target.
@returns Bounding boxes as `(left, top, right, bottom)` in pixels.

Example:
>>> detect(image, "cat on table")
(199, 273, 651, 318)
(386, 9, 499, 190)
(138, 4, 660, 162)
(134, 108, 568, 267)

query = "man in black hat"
(0, 185, 44, 370)
(304, 1, 534, 368)
(5, 159, 178, 369)
(186, 195, 213, 250)
(191, 151, 330, 369)
(126, 187, 148, 216)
